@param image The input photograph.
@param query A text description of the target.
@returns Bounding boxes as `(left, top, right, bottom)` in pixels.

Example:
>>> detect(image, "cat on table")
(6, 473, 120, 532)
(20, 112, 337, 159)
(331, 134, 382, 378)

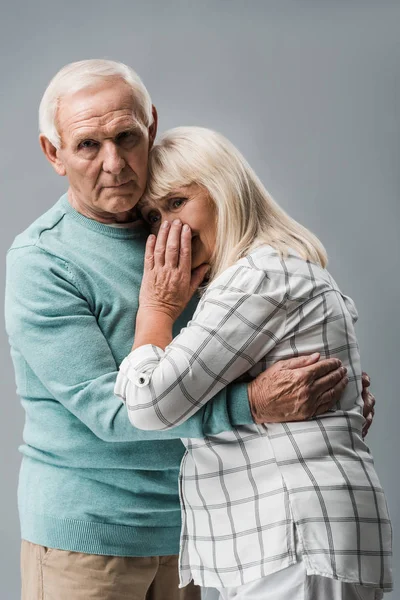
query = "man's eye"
(79, 140, 97, 150)
(117, 131, 139, 145)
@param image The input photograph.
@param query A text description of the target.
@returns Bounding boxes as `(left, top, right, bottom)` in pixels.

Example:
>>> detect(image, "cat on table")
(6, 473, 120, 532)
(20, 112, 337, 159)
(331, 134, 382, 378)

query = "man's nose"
(102, 142, 126, 175)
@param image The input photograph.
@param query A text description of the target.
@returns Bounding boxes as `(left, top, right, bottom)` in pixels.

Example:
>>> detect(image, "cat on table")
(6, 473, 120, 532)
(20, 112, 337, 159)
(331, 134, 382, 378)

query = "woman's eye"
(147, 212, 160, 224)
(171, 198, 185, 209)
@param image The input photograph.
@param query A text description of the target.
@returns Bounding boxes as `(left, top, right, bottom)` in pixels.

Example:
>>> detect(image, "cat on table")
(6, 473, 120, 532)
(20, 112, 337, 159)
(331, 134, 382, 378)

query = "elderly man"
(5, 60, 374, 600)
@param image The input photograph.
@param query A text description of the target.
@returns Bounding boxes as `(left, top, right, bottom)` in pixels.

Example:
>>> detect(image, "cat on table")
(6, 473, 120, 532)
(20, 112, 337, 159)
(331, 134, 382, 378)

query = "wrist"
(248, 380, 259, 422)
(138, 304, 177, 323)
(248, 379, 272, 424)
(133, 308, 174, 351)
(138, 306, 175, 325)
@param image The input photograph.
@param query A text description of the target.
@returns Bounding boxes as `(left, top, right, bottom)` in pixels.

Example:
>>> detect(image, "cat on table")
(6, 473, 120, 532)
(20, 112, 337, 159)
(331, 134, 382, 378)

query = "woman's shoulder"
(206, 259, 267, 296)
(204, 245, 297, 297)
(235, 244, 315, 279)
(242, 244, 331, 281)
(203, 245, 358, 321)
(234, 244, 340, 298)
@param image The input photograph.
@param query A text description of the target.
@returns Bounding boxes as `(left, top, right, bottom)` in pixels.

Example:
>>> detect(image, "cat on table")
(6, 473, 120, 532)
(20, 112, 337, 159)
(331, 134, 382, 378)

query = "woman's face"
(139, 184, 217, 269)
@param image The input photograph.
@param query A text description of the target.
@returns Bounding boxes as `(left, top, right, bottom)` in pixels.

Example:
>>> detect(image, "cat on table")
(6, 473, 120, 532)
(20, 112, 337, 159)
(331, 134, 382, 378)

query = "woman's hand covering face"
(139, 219, 210, 322)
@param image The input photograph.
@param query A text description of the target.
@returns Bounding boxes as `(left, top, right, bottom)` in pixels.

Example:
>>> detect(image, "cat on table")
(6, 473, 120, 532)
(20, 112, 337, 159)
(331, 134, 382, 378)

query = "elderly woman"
(115, 127, 392, 600)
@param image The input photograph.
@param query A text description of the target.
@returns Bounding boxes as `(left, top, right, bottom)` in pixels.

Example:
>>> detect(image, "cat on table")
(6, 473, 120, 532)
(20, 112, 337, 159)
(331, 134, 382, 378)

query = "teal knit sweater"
(5, 194, 252, 557)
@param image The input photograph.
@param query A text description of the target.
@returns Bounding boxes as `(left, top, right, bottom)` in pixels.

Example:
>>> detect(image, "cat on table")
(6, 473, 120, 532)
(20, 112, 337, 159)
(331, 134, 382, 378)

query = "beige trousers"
(21, 540, 201, 600)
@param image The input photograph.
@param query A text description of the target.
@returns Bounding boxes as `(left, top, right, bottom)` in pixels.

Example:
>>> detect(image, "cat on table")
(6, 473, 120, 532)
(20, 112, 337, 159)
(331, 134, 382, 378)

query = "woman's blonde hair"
(144, 126, 327, 282)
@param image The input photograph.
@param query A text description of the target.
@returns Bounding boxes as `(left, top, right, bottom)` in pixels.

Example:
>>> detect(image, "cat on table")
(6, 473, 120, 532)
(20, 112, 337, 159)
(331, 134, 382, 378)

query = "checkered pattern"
(115, 246, 392, 590)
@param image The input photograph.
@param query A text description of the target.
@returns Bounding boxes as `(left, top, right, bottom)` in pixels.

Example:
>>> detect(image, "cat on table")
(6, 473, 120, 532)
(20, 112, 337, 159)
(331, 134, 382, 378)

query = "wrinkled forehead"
(57, 80, 145, 136)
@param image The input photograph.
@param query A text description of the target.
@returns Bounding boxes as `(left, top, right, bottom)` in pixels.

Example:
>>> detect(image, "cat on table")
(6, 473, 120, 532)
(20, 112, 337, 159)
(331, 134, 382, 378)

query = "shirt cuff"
(226, 382, 254, 426)
(114, 345, 164, 401)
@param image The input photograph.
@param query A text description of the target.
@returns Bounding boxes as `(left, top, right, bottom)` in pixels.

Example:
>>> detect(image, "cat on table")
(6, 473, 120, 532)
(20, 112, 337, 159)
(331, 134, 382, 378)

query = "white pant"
(216, 560, 384, 600)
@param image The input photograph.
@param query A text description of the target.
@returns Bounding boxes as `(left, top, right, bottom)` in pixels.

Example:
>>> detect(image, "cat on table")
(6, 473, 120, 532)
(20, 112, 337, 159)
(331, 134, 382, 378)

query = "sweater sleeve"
(116, 264, 288, 431)
(5, 246, 253, 442)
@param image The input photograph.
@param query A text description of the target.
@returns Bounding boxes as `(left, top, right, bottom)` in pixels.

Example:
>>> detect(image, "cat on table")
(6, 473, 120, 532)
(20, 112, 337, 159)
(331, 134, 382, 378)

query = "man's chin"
(102, 192, 140, 214)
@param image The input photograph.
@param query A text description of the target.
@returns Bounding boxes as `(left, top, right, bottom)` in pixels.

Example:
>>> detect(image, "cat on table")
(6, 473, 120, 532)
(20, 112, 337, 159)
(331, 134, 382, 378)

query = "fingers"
(154, 220, 170, 267)
(313, 399, 337, 417)
(362, 412, 373, 438)
(164, 220, 183, 268)
(362, 389, 375, 439)
(303, 357, 343, 382)
(278, 353, 320, 370)
(155, 220, 190, 270)
(362, 371, 371, 389)
(362, 390, 376, 415)
(311, 365, 348, 398)
(179, 224, 192, 273)
(316, 375, 349, 412)
(144, 234, 156, 271)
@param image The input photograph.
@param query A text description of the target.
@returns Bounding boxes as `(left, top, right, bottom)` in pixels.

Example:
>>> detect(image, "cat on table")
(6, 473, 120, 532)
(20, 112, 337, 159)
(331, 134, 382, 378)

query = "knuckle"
(295, 369, 306, 384)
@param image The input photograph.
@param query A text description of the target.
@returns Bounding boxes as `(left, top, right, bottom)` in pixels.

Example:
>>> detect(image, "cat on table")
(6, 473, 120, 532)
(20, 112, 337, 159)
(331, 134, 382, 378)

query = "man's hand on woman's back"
(248, 353, 348, 423)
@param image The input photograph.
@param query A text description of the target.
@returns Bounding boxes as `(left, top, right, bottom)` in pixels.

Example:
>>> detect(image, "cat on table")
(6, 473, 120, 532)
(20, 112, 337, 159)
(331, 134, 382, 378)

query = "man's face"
(46, 79, 156, 222)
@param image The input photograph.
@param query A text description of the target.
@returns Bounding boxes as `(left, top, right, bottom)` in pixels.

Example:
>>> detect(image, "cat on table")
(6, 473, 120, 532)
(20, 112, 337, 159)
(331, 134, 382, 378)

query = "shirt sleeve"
(116, 263, 288, 431)
(5, 246, 253, 443)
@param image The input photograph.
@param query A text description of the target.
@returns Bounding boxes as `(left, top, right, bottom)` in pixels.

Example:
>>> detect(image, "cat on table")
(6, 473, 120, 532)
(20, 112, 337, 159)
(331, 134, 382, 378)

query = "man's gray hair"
(39, 59, 153, 149)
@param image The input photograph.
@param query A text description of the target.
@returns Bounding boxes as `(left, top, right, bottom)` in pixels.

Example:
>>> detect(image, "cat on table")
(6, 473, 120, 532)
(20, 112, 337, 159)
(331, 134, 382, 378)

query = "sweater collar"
(59, 193, 147, 239)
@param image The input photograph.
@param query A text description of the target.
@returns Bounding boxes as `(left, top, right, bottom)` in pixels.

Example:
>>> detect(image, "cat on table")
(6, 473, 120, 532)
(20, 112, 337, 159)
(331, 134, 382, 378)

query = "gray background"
(0, 1, 398, 598)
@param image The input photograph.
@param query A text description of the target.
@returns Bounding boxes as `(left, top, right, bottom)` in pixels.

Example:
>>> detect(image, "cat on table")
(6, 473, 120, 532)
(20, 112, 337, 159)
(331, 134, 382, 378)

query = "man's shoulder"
(8, 194, 68, 254)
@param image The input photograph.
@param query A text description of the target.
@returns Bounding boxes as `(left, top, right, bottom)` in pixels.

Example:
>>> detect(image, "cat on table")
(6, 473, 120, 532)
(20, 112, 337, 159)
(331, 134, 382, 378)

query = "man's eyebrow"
(115, 124, 144, 136)
(72, 123, 144, 145)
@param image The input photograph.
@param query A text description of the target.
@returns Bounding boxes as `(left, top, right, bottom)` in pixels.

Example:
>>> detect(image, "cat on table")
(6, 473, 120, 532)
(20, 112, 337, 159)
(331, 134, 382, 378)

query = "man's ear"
(148, 105, 158, 149)
(39, 134, 67, 176)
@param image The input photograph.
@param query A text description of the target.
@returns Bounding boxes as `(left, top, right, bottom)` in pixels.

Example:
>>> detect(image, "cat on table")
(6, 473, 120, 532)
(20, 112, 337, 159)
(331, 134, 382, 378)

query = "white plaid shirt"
(115, 246, 392, 591)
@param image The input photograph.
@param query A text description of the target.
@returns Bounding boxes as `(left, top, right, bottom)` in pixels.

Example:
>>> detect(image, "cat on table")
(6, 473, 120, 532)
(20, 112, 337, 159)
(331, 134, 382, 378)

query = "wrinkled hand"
(139, 219, 209, 322)
(249, 353, 348, 423)
(361, 371, 375, 438)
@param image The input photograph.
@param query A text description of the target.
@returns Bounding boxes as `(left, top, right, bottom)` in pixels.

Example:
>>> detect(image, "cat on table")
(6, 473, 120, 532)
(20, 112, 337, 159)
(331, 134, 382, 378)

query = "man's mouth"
(107, 179, 133, 188)
(105, 180, 134, 189)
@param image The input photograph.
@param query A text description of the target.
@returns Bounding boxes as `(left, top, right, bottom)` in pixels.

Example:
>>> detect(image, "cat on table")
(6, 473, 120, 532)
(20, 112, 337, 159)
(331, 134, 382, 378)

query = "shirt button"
(136, 373, 150, 387)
